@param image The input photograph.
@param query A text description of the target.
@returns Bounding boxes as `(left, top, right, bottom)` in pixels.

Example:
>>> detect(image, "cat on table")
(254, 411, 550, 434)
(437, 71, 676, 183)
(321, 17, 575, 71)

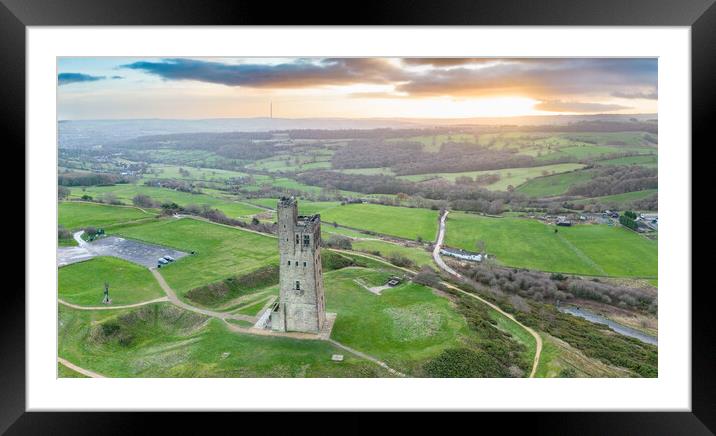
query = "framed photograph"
(4, 0, 712, 433)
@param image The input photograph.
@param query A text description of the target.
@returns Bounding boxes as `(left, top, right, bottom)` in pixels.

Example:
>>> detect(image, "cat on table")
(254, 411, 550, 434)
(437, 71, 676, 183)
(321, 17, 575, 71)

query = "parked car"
(158, 258, 169, 265)
(163, 255, 175, 262)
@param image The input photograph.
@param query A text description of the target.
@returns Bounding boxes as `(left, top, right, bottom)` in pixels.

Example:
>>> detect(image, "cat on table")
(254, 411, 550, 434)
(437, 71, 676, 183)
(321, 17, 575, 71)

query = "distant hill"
(58, 114, 657, 149)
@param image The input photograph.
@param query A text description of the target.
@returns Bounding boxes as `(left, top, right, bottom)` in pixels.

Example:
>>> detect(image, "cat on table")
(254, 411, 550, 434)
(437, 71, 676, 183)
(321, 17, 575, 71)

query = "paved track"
(433, 210, 543, 378)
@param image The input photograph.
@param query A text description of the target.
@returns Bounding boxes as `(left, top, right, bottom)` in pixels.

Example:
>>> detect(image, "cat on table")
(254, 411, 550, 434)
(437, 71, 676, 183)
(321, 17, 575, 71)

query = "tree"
(413, 266, 440, 287)
(58, 186, 70, 200)
(132, 194, 155, 208)
(101, 192, 120, 205)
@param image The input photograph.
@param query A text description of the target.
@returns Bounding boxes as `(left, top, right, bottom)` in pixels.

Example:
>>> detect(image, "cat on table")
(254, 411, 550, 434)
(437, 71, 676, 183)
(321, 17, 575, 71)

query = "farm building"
(440, 248, 483, 262)
(556, 216, 572, 226)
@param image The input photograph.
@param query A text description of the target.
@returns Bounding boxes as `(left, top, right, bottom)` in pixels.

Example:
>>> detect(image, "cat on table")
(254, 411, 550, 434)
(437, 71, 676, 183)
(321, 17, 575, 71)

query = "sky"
(57, 57, 658, 120)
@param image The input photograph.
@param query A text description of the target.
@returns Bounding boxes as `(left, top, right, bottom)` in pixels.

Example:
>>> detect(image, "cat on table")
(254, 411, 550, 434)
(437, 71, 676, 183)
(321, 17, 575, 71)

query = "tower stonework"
(270, 197, 326, 333)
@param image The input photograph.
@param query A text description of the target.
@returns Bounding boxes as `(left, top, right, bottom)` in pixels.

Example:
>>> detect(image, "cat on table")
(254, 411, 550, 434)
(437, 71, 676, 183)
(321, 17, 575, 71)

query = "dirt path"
(150, 266, 405, 376)
(149, 268, 257, 323)
(329, 249, 416, 275)
(433, 210, 543, 378)
(58, 357, 105, 378)
(58, 296, 169, 310)
(327, 339, 406, 377)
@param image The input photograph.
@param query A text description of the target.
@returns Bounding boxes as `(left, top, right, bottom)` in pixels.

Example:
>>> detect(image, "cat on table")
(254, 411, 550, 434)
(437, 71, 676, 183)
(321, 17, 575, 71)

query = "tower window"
(295, 281, 300, 290)
(303, 234, 310, 247)
(295, 234, 300, 244)
(303, 261, 307, 267)
(287, 260, 291, 266)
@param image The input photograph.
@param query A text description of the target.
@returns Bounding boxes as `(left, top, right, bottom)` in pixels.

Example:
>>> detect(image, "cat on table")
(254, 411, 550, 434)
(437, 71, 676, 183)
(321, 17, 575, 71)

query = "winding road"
(433, 210, 543, 378)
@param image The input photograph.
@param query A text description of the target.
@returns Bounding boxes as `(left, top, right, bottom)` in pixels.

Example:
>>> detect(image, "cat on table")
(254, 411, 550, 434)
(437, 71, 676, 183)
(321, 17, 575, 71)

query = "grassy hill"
(320, 203, 439, 241)
(59, 256, 164, 306)
(59, 303, 390, 377)
(68, 185, 263, 218)
(59, 202, 156, 230)
(109, 218, 278, 296)
(444, 213, 657, 278)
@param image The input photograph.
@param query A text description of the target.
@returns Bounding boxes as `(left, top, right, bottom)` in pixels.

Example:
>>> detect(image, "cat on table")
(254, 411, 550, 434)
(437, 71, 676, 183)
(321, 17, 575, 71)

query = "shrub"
(58, 225, 72, 241)
(422, 348, 507, 378)
(132, 194, 156, 208)
(386, 252, 415, 269)
(413, 266, 440, 288)
(323, 235, 353, 250)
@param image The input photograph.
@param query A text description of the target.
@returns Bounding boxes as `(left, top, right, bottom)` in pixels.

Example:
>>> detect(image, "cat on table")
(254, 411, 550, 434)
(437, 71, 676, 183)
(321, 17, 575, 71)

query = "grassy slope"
(515, 169, 595, 197)
(351, 240, 434, 267)
(68, 185, 263, 218)
(59, 202, 155, 230)
(325, 268, 471, 374)
(58, 362, 87, 378)
(399, 163, 586, 191)
(247, 198, 342, 216)
(572, 189, 658, 206)
(143, 164, 251, 181)
(110, 218, 278, 295)
(535, 334, 631, 378)
(58, 303, 390, 377)
(58, 256, 164, 306)
(445, 213, 657, 277)
(538, 145, 654, 161)
(595, 154, 658, 168)
(320, 203, 439, 241)
(388, 134, 477, 152)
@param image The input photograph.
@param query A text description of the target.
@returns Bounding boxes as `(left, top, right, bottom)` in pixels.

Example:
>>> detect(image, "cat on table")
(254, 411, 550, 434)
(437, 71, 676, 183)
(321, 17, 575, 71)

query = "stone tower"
(270, 197, 326, 333)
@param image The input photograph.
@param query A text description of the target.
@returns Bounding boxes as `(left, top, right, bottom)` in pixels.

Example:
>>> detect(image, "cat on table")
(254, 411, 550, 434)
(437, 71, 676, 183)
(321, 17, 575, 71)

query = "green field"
(538, 145, 655, 162)
(476, 131, 656, 160)
(444, 213, 657, 277)
(573, 189, 658, 208)
(320, 203, 439, 241)
(351, 240, 434, 268)
(59, 202, 156, 230)
(325, 268, 472, 373)
(596, 154, 658, 168)
(58, 303, 390, 377)
(245, 151, 334, 173)
(388, 134, 477, 152)
(59, 257, 164, 306)
(515, 169, 595, 197)
(58, 362, 87, 378)
(110, 218, 278, 296)
(399, 163, 586, 191)
(68, 184, 263, 218)
(336, 167, 395, 176)
(247, 198, 342, 216)
(143, 164, 252, 182)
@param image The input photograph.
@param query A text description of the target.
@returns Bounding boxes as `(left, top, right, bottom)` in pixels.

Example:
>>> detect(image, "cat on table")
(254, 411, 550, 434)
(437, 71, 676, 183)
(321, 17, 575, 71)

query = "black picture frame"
(2, 0, 712, 433)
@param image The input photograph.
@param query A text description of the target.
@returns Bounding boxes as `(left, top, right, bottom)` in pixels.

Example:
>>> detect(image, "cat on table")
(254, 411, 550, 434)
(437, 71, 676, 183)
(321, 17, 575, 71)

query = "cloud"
(395, 59, 658, 99)
(58, 73, 105, 85)
(58, 73, 123, 85)
(535, 100, 631, 113)
(401, 58, 492, 67)
(116, 58, 657, 110)
(611, 90, 658, 99)
(121, 58, 405, 88)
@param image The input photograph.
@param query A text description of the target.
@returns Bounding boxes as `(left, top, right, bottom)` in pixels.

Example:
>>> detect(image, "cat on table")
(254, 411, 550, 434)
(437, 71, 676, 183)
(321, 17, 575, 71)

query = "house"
(556, 216, 572, 226)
